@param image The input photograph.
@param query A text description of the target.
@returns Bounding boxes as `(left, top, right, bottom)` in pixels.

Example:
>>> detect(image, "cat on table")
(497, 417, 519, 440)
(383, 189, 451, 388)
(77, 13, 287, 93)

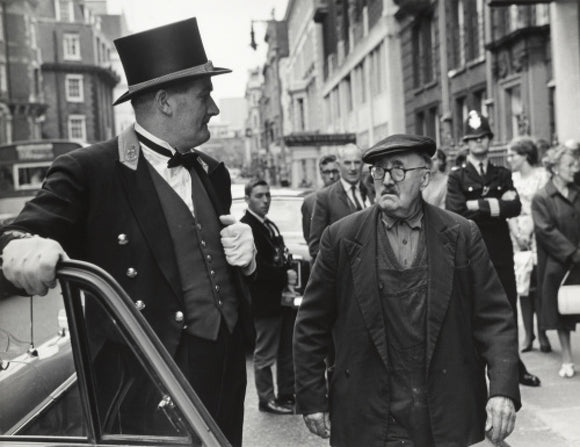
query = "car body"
(0, 260, 228, 446)
(231, 185, 312, 307)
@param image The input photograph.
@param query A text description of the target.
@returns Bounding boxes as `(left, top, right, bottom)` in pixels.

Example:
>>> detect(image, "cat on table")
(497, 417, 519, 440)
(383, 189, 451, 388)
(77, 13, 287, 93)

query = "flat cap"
(362, 134, 436, 163)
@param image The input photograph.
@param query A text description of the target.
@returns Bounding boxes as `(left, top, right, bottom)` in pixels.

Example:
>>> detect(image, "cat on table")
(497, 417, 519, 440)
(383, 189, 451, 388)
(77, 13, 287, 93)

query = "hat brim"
(463, 131, 494, 142)
(362, 145, 436, 164)
(113, 65, 231, 105)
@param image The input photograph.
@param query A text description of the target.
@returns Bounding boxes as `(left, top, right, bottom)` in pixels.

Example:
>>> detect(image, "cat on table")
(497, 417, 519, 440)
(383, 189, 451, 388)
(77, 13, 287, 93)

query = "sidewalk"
(506, 327, 580, 447)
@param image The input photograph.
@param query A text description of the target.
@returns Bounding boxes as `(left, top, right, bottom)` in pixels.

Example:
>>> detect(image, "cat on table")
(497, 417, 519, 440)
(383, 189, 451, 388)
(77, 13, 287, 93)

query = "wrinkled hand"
(466, 200, 479, 211)
(501, 190, 517, 201)
(219, 215, 256, 269)
(2, 236, 68, 296)
(485, 396, 516, 444)
(304, 412, 330, 439)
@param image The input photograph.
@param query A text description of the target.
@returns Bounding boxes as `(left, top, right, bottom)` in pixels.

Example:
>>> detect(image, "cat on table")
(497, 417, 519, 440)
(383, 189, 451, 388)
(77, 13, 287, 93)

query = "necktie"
(264, 218, 277, 239)
(351, 185, 363, 211)
(479, 162, 485, 177)
(136, 131, 198, 169)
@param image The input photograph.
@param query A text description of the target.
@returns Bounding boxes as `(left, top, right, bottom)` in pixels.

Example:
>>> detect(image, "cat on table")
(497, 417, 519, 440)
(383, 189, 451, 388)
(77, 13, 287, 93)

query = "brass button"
(210, 270, 216, 277)
(215, 285, 221, 293)
(196, 223, 202, 231)
(217, 300, 223, 307)
(135, 300, 145, 311)
(126, 267, 138, 278)
(117, 233, 129, 245)
(206, 254, 213, 262)
(201, 240, 207, 248)
(174, 311, 184, 322)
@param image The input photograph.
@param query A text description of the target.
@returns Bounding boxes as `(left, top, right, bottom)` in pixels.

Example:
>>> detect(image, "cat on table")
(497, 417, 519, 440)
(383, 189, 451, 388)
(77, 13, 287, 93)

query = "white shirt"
(340, 178, 369, 209)
(135, 122, 195, 216)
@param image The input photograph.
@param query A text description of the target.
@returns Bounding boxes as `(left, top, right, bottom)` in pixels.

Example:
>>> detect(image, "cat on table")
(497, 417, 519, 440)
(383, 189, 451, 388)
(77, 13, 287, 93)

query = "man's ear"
(154, 89, 172, 116)
(419, 170, 431, 191)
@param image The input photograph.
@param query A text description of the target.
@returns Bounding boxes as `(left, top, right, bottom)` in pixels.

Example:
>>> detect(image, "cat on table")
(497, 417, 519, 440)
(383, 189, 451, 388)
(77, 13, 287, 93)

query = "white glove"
(219, 215, 256, 274)
(2, 236, 68, 296)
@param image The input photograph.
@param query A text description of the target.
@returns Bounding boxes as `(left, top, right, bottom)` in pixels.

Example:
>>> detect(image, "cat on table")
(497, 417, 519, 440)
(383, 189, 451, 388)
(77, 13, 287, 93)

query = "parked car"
(0, 260, 228, 446)
(230, 186, 312, 307)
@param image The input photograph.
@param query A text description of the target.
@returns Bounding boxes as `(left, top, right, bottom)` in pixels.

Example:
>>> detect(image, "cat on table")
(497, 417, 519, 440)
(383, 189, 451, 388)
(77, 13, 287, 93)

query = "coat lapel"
(333, 181, 355, 213)
(424, 204, 458, 369)
(346, 207, 389, 370)
(116, 129, 183, 302)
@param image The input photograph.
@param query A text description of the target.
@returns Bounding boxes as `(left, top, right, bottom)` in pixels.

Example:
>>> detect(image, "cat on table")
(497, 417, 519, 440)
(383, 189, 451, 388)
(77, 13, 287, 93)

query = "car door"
(0, 259, 230, 447)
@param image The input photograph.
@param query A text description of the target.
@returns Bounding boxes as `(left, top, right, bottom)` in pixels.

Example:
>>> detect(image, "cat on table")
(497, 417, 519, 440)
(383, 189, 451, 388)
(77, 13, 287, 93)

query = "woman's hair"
(433, 149, 447, 172)
(542, 145, 576, 176)
(508, 137, 539, 166)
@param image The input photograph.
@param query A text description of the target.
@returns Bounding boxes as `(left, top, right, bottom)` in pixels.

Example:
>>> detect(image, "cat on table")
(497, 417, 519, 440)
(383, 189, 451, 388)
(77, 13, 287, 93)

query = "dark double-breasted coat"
(293, 204, 520, 447)
(446, 161, 522, 306)
(532, 181, 580, 330)
(2, 126, 254, 352)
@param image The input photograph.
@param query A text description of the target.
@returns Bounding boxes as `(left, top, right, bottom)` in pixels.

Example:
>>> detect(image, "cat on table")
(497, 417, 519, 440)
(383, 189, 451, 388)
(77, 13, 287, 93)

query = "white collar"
(247, 207, 267, 223)
(134, 122, 177, 155)
(340, 178, 361, 192)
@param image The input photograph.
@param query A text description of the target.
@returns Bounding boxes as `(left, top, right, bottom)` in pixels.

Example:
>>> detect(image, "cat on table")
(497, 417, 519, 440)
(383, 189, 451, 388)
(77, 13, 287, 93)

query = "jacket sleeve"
(308, 192, 329, 259)
(294, 225, 337, 415)
(301, 198, 311, 244)
(532, 192, 577, 264)
(467, 221, 521, 409)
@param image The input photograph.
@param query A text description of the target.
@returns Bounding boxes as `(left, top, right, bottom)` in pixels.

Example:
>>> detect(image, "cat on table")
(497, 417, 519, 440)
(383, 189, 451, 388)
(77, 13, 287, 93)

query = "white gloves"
(219, 215, 256, 275)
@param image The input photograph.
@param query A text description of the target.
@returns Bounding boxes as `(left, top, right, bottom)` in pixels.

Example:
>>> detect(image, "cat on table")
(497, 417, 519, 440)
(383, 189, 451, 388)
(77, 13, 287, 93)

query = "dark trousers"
(175, 321, 247, 447)
(253, 308, 296, 402)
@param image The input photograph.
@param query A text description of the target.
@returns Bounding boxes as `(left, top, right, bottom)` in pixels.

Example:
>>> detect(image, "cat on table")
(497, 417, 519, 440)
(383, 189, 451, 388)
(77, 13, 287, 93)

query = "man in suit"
(0, 18, 255, 446)
(446, 110, 541, 388)
(301, 154, 340, 243)
(294, 134, 520, 446)
(308, 143, 370, 258)
(241, 179, 296, 415)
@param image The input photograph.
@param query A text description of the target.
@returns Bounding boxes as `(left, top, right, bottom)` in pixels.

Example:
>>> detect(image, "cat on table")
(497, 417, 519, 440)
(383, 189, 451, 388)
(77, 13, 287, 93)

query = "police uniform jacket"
(293, 203, 521, 447)
(446, 162, 522, 265)
(0, 126, 254, 355)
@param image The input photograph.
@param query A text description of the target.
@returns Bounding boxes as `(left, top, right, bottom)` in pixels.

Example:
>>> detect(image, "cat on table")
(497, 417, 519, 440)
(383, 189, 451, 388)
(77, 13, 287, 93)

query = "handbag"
(514, 250, 534, 296)
(558, 263, 580, 315)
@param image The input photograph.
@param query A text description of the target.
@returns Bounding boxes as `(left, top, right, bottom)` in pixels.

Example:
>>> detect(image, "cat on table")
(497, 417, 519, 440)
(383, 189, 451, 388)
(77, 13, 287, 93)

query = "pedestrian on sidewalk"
(532, 145, 580, 379)
(446, 110, 541, 388)
(294, 134, 520, 446)
(507, 137, 551, 353)
(241, 178, 296, 415)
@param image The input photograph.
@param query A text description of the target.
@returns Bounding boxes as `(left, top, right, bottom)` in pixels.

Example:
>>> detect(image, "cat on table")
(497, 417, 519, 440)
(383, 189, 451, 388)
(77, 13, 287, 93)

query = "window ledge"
(413, 79, 437, 96)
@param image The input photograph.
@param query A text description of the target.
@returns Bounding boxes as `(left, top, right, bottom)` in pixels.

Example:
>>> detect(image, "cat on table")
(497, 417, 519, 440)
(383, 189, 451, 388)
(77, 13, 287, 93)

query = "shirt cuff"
(487, 198, 500, 217)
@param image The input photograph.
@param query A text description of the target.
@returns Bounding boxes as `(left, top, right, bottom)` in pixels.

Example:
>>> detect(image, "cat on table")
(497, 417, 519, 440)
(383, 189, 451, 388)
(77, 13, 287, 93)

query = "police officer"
(446, 110, 541, 387)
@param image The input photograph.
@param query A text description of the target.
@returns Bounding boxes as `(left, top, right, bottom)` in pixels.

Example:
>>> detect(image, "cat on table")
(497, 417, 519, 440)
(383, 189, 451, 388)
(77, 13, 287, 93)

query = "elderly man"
(294, 134, 520, 446)
(301, 154, 340, 243)
(308, 144, 370, 259)
(0, 18, 255, 446)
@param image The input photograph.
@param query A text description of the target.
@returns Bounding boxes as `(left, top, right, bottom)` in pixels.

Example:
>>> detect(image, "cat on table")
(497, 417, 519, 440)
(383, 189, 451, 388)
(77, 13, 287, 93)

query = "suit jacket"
(308, 181, 368, 258)
(301, 192, 316, 244)
(2, 126, 254, 354)
(294, 203, 520, 447)
(240, 210, 287, 318)
(446, 161, 521, 266)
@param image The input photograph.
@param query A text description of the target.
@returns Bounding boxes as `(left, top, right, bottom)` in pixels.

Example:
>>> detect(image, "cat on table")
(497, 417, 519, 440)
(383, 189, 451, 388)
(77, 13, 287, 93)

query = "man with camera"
(241, 178, 296, 414)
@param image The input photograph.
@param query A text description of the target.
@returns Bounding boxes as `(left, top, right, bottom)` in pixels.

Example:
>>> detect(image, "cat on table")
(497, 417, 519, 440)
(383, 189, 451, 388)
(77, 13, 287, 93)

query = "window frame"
(63, 33, 81, 61)
(68, 114, 87, 141)
(65, 74, 84, 103)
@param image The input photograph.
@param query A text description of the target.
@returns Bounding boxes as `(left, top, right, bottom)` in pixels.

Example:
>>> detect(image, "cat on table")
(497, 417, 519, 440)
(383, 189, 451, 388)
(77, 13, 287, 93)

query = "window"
(454, 96, 468, 140)
(504, 84, 522, 141)
(296, 97, 306, 131)
(56, 0, 74, 22)
(68, 114, 86, 141)
(13, 162, 51, 190)
(65, 74, 84, 102)
(465, 0, 485, 62)
(354, 62, 366, 105)
(369, 43, 385, 95)
(344, 75, 353, 112)
(412, 15, 434, 88)
(63, 33, 81, 60)
(0, 63, 7, 94)
(451, 0, 466, 68)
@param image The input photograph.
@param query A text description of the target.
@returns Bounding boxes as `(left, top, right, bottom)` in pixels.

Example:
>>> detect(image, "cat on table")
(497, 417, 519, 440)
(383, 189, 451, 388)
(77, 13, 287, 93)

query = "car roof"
(231, 184, 312, 200)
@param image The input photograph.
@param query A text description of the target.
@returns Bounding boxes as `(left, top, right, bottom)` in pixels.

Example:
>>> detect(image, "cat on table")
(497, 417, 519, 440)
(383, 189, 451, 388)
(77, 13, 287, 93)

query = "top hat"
(362, 134, 436, 164)
(113, 18, 231, 105)
(463, 110, 494, 141)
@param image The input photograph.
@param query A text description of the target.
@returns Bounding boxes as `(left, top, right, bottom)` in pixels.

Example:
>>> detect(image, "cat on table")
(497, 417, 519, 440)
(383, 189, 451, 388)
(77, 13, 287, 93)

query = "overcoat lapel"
(333, 181, 355, 213)
(117, 156, 183, 302)
(346, 207, 389, 370)
(424, 204, 458, 369)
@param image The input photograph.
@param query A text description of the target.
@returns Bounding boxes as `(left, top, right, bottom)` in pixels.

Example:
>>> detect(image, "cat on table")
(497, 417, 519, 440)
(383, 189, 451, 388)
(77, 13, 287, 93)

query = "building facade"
(2, 0, 47, 142)
(36, 0, 118, 144)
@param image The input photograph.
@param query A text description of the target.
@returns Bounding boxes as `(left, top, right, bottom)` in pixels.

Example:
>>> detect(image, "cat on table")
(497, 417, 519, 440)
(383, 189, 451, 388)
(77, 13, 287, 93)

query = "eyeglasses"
(369, 165, 428, 182)
(321, 169, 339, 176)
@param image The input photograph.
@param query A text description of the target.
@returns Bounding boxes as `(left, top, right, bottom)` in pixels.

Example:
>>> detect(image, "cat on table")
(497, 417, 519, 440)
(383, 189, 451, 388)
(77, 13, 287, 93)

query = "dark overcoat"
(532, 181, 580, 330)
(2, 126, 254, 353)
(294, 204, 521, 447)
